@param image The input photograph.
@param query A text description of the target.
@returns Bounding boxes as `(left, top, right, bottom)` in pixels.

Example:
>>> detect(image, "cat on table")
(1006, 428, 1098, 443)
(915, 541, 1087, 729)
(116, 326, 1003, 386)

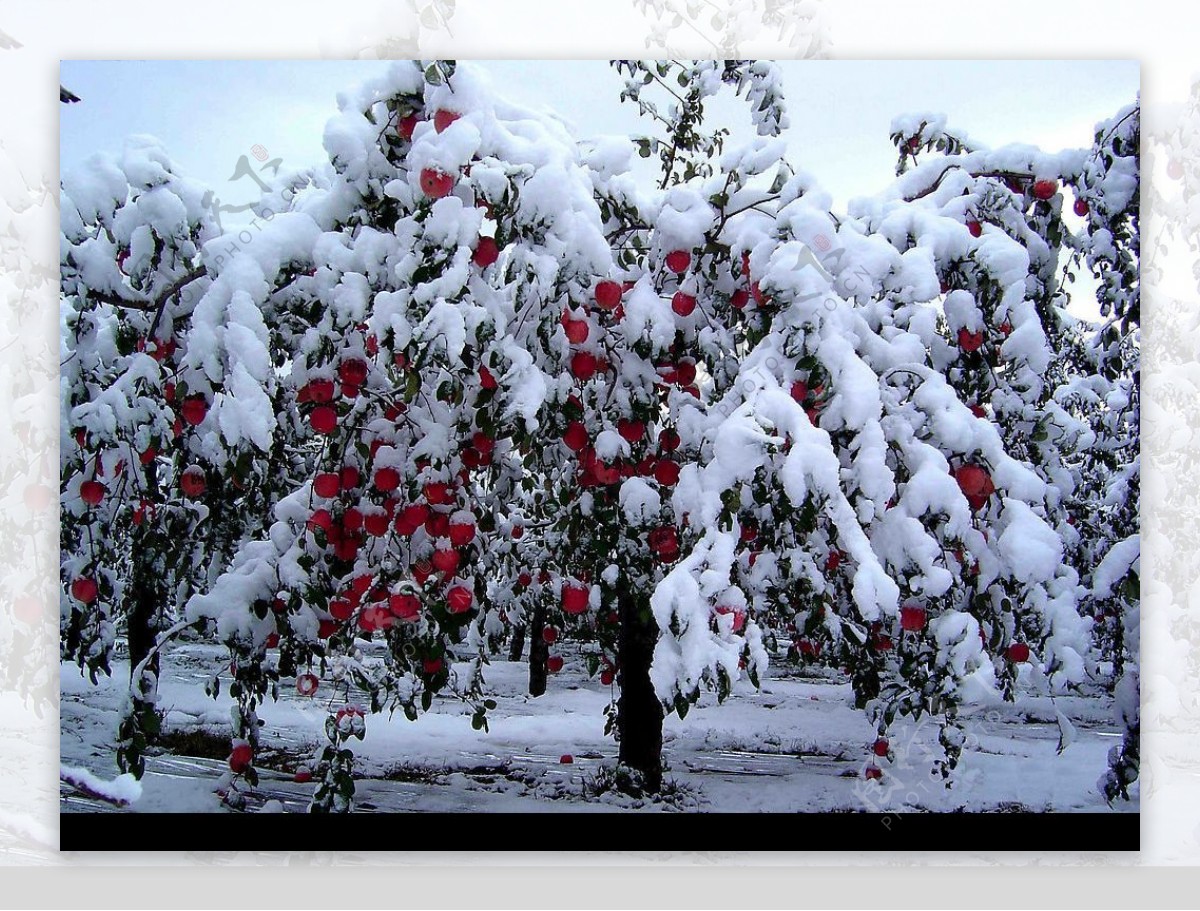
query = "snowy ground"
(59, 640, 1138, 816)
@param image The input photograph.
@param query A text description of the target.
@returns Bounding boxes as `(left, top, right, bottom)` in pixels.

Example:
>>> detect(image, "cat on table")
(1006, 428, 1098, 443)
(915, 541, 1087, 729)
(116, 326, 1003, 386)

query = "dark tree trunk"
(528, 602, 548, 697)
(508, 622, 526, 662)
(616, 587, 663, 793)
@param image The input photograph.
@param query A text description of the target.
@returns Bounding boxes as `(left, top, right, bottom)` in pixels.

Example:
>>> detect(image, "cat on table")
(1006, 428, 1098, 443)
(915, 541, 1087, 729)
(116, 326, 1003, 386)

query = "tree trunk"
(508, 622, 526, 662)
(616, 587, 663, 793)
(528, 602, 548, 697)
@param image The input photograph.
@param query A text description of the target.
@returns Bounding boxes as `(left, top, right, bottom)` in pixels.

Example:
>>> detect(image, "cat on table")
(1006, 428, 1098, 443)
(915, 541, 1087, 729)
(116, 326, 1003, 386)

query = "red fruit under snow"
(229, 743, 253, 774)
(873, 738, 889, 757)
(300, 379, 336, 404)
(180, 396, 208, 427)
(478, 366, 498, 390)
(180, 467, 206, 498)
(790, 380, 808, 403)
(659, 428, 680, 451)
(600, 669, 615, 686)
(665, 249, 691, 273)
(1006, 642, 1030, 663)
(865, 766, 883, 781)
(307, 509, 333, 533)
(431, 549, 460, 574)
(654, 459, 680, 486)
(317, 619, 338, 639)
(395, 503, 429, 535)
(419, 168, 455, 199)
(389, 593, 421, 620)
(473, 236, 500, 268)
(309, 406, 338, 434)
(954, 463, 995, 501)
(594, 280, 622, 310)
(547, 655, 564, 674)
(424, 482, 453, 505)
(139, 447, 157, 465)
(71, 577, 98, 604)
(899, 604, 927, 632)
(398, 113, 420, 140)
(674, 360, 697, 386)
(731, 288, 749, 310)
(80, 480, 105, 506)
(1032, 179, 1058, 200)
(542, 627, 558, 644)
(423, 657, 444, 675)
(296, 673, 320, 696)
(329, 599, 353, 621)
(339, 358, 369, 386)
(1074, 197, 1089, 217)
(957, 328, 984, 352)
(559, 753, 573, 764)
(562, 312, 589, 344)
(966, 220, 983, 238)
(570, 351, 598, 381)
(672, 291, 697, 316)
(617, 419, 644, 444)
(517, 571, 533, 587)
(425, 511, 450, 538)
(433, 109, 460, 133)
(563, 421, 588, 452)
(293, 768, 313, 784)
(825, 550, 842, 572)
(374, 467, 401, 492)
(447, 585, 473, 614)
(562, 584, 589, 615)
(449, 519, 475, 547)
(314, 473, 340, 498)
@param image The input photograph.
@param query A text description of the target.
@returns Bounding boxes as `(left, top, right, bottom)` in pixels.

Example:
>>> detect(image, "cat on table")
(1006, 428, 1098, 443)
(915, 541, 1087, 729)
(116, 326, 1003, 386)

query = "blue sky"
(60, 59, 1138, 217)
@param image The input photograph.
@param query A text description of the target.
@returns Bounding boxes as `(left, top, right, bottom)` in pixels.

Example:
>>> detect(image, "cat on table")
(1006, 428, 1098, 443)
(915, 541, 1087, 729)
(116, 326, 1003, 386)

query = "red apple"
(313, 473, 340, 498)
(317, 619, 338, 638)
(419, 168, 455, 199)
(562, 583, 589, 615)
(229, 743, 253, 774)
(395, 503, 430, 536)
(180, 396, 208, 426)
(1006, 642, 1030, 663)
(864, 765, 883, 781)
(559, 754, 573, 764)
(617, 419, 644, 444)
(825, 550, 842, 572)
(180, 466, 206, 498)
(966, 220, 983, 238)
(731, 289, 749, 310)
(339, 358, 369, 386)
(373, 467, 401, 493)
(570, 351, 598, 381)
(449, 518, 475, 547)
(873, 738, 889, 757)
(422, 656, 444, 674)
(1074, 197, 1089, 217)
(654, 459, 680, 486)
(790, 380, 808, 403)
(293, 768, 313, 784)
(957, 328, 984, 352)
(594, 280, 622, 310)
(600, 669, 615, 686)
(547, 655, 564, 674)
(71, 577, 98, 604)
(665, 249, 691, 273)
(542, 627, 558, 645)
(472, 236, 500, 268)
(398, 113, 420, 140)
(431, 548, 460, 574)
(296, 673, 319, 696)
(562, 312, 589, 344)
(517, 571, 533, 587)
(671, 291, 697, 316)
(79, 480, 105, 506)
(659, 428, 680, 452)
(424, 482, 454, 505)
(1032, 179, 1058, 200)
(307, 509, 333, 533)
(389, 593, 421, 620)
(309, 406, 338, 434)
(899, 603, 927, 632)
(433, 109, 460, 133)
(447, 585, 473, 614)
(139, 447, 157, 465)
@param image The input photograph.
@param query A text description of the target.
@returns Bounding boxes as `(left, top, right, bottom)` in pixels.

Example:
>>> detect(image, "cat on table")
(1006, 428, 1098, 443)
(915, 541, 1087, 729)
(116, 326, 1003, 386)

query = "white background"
(2, 0, 1195, 906)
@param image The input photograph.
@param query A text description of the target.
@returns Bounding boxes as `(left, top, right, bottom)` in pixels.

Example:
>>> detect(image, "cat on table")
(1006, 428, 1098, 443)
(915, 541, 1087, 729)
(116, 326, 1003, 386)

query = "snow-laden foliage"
(60, 60, 1139, 810)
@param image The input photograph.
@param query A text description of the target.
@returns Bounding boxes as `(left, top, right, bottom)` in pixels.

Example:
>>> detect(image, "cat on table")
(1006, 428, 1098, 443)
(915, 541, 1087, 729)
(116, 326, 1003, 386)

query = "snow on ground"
(59, 641, 1137, 816)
